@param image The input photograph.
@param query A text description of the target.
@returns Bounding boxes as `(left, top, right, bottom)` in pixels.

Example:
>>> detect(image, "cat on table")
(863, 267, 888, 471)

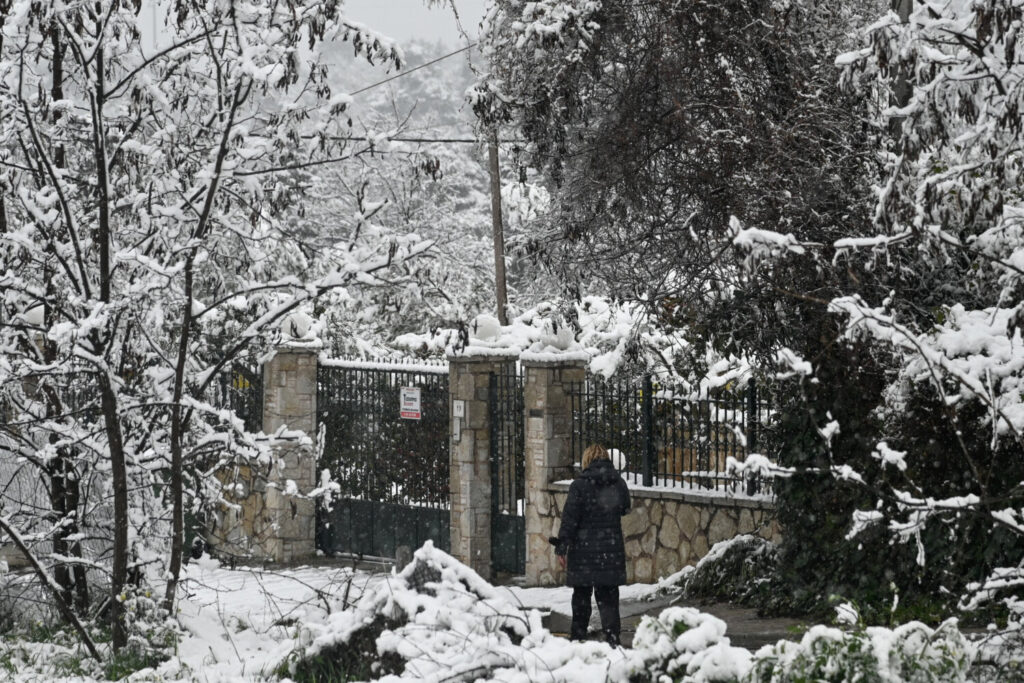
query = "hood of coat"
(581, 458, 621, 485)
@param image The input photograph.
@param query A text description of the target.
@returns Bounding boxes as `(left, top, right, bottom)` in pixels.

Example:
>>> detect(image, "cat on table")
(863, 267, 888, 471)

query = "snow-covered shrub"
(747, 620, 974, 683)
(972, 627, 1024, 683)
(615, 607, 751, 683)
(682, 536, 779, 609)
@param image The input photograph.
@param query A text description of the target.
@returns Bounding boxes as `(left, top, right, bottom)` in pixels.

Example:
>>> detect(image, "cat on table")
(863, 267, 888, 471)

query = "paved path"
(543, 594, 806, 651)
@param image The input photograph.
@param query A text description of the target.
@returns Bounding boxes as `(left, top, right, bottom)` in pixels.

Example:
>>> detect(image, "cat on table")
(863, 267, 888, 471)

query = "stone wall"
(531, 484, 781, 584)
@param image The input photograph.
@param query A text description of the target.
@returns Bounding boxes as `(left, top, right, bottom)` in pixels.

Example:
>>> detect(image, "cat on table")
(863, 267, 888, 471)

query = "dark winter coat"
(555, 459, 631, 586)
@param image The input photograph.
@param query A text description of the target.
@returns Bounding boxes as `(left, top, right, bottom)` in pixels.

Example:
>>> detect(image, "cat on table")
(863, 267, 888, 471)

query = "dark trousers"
(570, 585, 620, 640)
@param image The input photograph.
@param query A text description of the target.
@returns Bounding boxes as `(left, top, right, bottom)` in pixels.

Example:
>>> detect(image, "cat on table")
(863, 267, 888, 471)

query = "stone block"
(691, 532, 709, 559)
(658, 515, 681, 549)
(738, 508, 755, 533)
(535, 491, 550, 516)
(635, 556, 654, 584)
(708, 510, 738, 545)
(622, 505, 649, 538)
(641, 526, 658, 555)
(678, 504, 700, 540)
(296, 372, 315, 395)
(474, 511, 489, 535)
(678, 542, 691, 568)
(525, 510, 543, 536)
(655, 547, 679, 579)
(650, 502, 663, 526)
(626, 539, 641, 558)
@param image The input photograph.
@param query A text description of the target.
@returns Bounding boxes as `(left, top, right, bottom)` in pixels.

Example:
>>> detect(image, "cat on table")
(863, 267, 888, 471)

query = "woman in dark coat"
(553, 444, 631, 645)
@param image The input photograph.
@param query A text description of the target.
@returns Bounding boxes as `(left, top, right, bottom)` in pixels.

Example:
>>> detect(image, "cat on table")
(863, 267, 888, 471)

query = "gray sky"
(344, 0, 489, 47)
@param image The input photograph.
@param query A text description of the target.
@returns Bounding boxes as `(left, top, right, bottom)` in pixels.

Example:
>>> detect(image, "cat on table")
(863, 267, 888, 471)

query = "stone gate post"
(261, 344, 318, 562)
(448, 354, 515, 578)
(522, 358, 587, 586)
(208, 341, 319, 564)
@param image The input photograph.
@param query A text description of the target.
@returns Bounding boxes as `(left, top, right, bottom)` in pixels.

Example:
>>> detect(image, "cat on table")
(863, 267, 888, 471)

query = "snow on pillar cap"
(278, 311, 323, 349)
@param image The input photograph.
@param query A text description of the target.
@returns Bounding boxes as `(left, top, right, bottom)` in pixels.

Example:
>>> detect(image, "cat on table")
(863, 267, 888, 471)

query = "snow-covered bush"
(617, 607, 752, 683)
(825, 0, 1024, 628)
(747, 620, 974, 683)
(680, 536, 779, 610)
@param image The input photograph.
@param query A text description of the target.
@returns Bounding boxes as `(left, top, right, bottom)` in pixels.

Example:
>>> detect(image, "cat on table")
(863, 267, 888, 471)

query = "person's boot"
(605, 631, 620, 647)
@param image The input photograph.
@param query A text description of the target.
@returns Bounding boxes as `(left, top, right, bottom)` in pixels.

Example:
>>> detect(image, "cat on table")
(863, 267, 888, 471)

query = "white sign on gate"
(400, 386, 422, 420)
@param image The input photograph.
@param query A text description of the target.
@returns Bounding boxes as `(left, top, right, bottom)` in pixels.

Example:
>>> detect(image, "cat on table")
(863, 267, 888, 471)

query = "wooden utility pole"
(889, 0, 914, 135)
(488, 133, 510, 326)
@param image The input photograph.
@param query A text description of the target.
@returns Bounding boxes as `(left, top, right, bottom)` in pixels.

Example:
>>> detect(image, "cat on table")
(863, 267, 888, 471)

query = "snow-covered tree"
(470, 0, 884, 367)
(472, 0, 1024, 621)
(0, 0, 429, 653)
(831, 0, 1024, 626)
(296, 40, 556, 356)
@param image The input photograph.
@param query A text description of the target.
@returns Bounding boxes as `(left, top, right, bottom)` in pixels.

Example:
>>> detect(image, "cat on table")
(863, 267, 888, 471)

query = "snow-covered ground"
(0, 554, 654, 682)
(0, 545, 993, 682)
(2, 560, 380, 682)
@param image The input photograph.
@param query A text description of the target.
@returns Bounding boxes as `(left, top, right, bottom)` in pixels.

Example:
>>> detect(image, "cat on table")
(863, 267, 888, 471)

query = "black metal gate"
(489, 366, 525, 574)
(316, 360, 450, 559)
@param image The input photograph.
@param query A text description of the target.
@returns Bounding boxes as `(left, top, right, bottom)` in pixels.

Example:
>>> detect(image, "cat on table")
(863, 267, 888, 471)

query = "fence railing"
(569, 376, 773, 495)
(208, 362, 263, 433)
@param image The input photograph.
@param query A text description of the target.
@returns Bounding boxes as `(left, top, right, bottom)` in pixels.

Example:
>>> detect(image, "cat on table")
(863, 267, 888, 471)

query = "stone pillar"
(523, 358, 586, 586)
(263, 346, 317, 435)
(209, 345, 318, 564)
(448, 354, 514, 578)
(263, 345, 318, 563)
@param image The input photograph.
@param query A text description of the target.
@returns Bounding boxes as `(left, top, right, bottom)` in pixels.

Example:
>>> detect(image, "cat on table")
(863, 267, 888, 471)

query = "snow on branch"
(729, 216, 809, 271)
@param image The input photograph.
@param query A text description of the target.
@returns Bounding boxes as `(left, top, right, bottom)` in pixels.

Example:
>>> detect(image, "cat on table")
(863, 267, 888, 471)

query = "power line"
(303, 135, 479, 144)
(300, 135, 527, 146)
(349, 43, 478, 97)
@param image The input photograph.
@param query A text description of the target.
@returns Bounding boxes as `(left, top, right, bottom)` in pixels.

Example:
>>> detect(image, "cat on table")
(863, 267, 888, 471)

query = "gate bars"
(488, 365, 526, 574)
(317, 362, 450, 508)
(569, 376, 772, 494)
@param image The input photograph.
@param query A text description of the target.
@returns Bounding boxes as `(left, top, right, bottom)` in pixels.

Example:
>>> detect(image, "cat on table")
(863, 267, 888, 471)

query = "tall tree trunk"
(163, 259, 193, 611)
(46, 19, 89, 616)
(164, 82, 243, 612)
(98, 375, 129, 650)
(90, 39, 129, 650)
